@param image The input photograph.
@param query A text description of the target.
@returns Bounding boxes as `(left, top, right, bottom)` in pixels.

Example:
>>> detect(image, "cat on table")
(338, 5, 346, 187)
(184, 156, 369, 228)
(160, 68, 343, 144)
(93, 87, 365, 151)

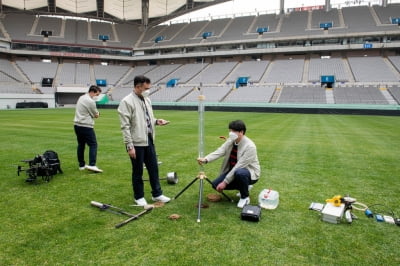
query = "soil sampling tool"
(90, 201, 153, 228)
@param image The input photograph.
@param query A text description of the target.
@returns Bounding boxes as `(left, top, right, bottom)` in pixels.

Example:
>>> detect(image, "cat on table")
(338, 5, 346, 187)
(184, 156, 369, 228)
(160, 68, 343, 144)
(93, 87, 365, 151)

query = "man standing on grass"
(197, 120, 260, 208)
(73, 85, 103, 173)
(118, 75, 171, 206)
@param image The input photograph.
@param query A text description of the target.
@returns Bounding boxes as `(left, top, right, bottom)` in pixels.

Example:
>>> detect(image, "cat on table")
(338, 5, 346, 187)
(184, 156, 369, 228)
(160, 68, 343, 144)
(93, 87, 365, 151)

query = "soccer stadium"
(0, 0, 399, 265)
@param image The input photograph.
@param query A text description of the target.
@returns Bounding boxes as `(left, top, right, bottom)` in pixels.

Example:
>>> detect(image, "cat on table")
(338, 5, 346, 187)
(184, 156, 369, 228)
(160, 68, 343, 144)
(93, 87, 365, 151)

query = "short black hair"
(229, 120, 246, 134)
(134, 75, 151, 87)
(88, 85, 101, 93)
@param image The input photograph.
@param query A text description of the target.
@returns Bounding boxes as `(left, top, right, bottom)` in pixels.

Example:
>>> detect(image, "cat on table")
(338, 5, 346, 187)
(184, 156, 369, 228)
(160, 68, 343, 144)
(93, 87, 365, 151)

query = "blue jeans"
(212, 168, 257, 199)
(74, 125, 97, 167)
(130, 135, 162, 200)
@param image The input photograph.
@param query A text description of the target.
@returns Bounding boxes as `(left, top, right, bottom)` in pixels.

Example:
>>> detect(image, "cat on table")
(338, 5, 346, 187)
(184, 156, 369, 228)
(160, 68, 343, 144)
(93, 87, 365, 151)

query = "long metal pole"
(197, 88, 205, 223)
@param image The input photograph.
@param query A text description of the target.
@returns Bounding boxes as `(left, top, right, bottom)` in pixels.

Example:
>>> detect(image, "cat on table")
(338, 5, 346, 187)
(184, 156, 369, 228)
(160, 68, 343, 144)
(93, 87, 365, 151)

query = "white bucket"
(258, 189, 279, 209)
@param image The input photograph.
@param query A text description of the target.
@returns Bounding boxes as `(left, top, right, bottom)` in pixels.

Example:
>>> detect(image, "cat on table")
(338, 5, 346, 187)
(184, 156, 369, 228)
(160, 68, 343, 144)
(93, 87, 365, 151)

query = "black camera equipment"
(17, 150, 62, 182)
(91, 201, 153, 228)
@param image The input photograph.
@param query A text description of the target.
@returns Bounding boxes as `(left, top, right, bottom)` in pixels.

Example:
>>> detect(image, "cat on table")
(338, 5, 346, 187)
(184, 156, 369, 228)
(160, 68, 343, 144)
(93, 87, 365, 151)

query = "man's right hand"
(128, 147, 136, 159)
(197, 158, 207, 165)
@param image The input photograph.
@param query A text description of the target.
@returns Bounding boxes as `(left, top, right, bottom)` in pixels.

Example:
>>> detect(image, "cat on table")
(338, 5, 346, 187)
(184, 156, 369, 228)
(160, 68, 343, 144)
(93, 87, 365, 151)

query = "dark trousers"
(74, 125, 97, 167)
(130, 136, 162, 200)
(212, 168, 257, 199)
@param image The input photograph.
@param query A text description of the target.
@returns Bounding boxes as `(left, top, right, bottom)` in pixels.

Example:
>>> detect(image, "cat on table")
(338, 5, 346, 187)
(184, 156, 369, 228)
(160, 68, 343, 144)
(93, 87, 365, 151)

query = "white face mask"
(228, 131, 238, 141)
(93, 96, 99, 101)
(141, 89, 150, 97)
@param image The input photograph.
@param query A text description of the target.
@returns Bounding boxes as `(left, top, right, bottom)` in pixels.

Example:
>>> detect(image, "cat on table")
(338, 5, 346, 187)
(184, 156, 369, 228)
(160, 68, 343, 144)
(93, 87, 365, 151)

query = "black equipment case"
(241, 205, 261, 222)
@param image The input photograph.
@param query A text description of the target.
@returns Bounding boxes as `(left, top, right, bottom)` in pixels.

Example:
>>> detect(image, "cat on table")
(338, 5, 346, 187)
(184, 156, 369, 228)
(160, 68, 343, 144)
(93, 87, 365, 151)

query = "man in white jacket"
(118, 75, 170, 206)
(197, 120, 260, 208)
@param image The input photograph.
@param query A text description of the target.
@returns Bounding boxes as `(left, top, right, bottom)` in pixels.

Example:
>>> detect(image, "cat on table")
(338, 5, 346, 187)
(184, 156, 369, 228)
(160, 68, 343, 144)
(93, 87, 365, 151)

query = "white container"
(258, 189, 279, 209)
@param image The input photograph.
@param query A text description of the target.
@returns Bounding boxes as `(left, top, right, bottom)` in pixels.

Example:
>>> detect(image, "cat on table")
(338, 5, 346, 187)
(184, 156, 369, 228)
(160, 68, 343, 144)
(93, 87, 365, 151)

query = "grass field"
(0, 108, 399, 265)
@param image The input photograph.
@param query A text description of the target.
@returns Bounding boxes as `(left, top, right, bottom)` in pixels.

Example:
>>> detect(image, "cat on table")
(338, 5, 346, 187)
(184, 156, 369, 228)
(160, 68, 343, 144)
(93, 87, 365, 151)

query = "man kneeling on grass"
(197, 120, 261, 208)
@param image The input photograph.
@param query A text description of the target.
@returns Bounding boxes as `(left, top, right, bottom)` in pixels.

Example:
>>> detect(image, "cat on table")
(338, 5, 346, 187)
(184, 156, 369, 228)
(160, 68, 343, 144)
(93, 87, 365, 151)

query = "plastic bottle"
(258, 188, 279, 209)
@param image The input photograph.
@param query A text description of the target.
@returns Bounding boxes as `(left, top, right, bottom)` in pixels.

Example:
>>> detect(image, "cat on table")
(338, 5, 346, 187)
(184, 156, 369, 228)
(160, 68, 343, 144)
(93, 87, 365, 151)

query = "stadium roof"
(0, 0, 231, 26)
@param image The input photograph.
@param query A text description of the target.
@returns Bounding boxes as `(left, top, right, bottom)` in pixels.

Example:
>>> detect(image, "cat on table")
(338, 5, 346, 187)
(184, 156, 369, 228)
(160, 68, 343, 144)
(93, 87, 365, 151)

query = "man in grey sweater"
(197, 120, 260, 208)
(73, 85, 102, 173)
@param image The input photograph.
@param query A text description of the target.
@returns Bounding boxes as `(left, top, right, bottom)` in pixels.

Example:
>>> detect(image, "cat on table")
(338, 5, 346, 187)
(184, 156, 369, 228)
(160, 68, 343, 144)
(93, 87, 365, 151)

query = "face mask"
(141, 89, 150, 97)
(228, 131, 238, 141)
(93, 96, 99, 101)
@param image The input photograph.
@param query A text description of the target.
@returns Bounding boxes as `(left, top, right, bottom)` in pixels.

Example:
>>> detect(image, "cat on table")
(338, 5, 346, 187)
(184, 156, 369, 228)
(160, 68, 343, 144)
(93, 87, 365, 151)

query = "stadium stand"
(224, 60, 270, 83)
(261, 57, 304, 83)
(167, 20, 209, 45)
(0, 3, 400, 113)
(144, 64, 182, 84)
(373, 4, 400, 25)
(198, 18, 231, 41)
(218, 16, 256, 41)
(280, 11, 309, 36)
(189, 61, 237, 84)
(387, 85, 400, 103)
(60, 19, 78, 44)
(139, 24, 168, 47)
(2, 13, 36, 41)
(387, 56, 400, 72)
(252, 13, 280, 37)
(57, 62, 91, 86)
(91, 21, 114, 42)
(277, 85, 327, 104)
(347, 56, 399, 82)
(333, 85, 389, 104)
(114, 23, 141, 48)
(157, 62, 209, 84)
(0, 58, 25, 82)
(340, 6, 395, 32)
(15, 60, 58, 84)
(93, 64, 130, 86)
(35, 16, 62, 37)
(308, 56, 349, 82)
(150, 85, 194, 102)
(223, 85, 276, 103)
(180, 86, 231, 102)
(123, 65, 158, 85)
(310, 8, 341, 30)
(0, 82, 34, 94)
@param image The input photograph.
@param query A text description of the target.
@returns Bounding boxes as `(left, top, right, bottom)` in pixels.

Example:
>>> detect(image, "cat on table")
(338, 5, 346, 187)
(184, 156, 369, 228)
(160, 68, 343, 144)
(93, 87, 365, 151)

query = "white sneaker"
(86, 165, 103, 173)
(236, 185, 253, 197)
(237, 197, 250, 208)
(135, 197, 148, 206)
(79, 165, 87, 171)
(152, 195, 171, 203)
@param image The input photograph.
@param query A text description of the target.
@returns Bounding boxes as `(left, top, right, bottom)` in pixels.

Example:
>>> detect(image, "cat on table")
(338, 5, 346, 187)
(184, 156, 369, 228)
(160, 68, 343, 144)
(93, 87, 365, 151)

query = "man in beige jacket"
(118, 75, 170, 206)
(197, 120, 260, 208)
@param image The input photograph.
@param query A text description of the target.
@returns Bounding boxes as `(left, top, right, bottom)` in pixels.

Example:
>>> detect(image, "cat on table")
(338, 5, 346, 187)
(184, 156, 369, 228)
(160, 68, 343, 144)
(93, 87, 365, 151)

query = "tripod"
(173, 171, 233, 222)
(173, 91, 233, 222)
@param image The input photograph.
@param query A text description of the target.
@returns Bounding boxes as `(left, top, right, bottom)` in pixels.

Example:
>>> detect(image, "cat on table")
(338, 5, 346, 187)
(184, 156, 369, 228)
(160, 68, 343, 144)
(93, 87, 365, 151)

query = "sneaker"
(79, 165, 87, 171)
(237, 197, 250, 208)
(135, 197, 148, 206)
(236, 185, 254, 197)
(86, 165, 103, 173)
(152, 195, 171, 203)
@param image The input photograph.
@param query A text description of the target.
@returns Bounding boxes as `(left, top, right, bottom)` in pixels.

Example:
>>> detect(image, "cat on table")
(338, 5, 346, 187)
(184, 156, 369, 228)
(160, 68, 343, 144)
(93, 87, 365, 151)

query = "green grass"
(0, 108, 399, 265)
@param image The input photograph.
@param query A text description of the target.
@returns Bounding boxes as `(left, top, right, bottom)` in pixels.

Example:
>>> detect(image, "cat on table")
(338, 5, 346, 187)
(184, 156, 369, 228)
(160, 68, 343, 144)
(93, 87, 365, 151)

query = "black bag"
(241, 205, 261, 222)
(41, 150, 63, 176)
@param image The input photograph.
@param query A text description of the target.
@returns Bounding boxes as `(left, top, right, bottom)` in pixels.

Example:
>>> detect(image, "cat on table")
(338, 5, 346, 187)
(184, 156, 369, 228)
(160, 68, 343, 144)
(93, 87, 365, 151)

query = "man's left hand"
(216, 181, 227, 192)
(157, 119, 170, 126)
